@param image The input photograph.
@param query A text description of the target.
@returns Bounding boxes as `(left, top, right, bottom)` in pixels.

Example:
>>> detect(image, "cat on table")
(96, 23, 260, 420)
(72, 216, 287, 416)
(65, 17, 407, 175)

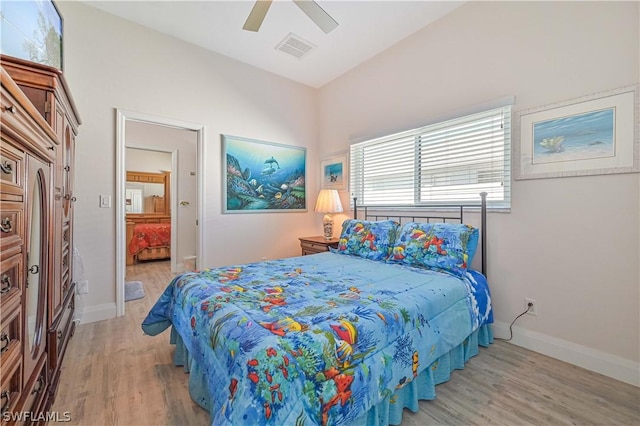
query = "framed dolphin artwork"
(222, 135, 307, 213)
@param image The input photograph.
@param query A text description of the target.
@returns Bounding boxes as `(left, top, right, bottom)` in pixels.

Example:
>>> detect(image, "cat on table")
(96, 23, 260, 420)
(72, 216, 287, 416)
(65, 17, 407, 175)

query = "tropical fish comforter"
(142, 252, 493, 426)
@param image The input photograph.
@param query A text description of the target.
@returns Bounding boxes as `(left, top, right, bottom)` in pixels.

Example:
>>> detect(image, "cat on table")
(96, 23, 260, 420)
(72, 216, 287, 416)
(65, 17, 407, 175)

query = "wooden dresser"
(0, 56, 80, 422)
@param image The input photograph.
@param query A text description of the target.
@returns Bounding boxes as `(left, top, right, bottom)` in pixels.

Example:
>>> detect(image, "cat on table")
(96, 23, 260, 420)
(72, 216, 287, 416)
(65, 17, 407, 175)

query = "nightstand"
(299, 236, 340, 255)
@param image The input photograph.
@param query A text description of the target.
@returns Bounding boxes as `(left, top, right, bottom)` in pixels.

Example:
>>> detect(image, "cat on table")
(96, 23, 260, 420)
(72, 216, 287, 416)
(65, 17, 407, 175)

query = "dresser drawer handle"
(1, 390, 9, 414)
(0, 332, 10, 353)
(57, 330, 63, 340)
(47, 145, 55, 151)
(28, 265, 39, 275)
(63, 165, 70, 171)
(0, 218, 11, 233)
(0, 275, 11, 294)
(0, 162, 13, 175)
(4, 105, 16, 114)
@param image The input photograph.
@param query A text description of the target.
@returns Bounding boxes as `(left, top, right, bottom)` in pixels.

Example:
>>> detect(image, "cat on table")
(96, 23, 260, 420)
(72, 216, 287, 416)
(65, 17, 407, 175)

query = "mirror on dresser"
(125, 171, 170, 215)
(23, 154, 50, 403)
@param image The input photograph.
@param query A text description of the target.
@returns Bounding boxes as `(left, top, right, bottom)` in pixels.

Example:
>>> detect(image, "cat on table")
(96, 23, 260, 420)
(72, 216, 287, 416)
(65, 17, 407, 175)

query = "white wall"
(317, 1, 639, 385)
(58, 2, 320, 323)
(126, 147, 172, 173)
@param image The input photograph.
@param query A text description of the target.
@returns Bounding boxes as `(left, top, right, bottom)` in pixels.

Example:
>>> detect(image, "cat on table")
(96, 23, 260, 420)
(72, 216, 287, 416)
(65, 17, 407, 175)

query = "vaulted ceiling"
(85, 1, 464, 88)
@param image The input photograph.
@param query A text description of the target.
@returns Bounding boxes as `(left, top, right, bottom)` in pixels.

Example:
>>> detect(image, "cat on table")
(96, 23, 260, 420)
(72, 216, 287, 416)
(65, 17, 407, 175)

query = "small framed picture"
(514, 85, 638, 180)
(320, 154, 348, 191)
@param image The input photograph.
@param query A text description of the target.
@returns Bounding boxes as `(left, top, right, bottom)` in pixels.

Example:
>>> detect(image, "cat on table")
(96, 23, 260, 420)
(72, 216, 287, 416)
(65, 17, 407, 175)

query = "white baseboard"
(77, 302, 117, 324)
(493, 320, 639, 387)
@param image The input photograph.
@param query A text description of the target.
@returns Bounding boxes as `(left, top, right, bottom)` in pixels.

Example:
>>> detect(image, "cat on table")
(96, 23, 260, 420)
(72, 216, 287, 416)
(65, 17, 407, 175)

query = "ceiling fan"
(243, 0, 339, 34)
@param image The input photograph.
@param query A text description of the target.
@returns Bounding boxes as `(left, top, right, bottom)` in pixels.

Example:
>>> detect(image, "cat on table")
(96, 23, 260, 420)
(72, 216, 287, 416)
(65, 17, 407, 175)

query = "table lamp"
(314, 189, 343, 240)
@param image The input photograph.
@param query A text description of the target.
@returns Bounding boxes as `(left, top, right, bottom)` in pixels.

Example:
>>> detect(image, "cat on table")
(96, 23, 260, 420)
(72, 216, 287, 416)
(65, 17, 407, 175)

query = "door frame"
(115, 109, 205, 317)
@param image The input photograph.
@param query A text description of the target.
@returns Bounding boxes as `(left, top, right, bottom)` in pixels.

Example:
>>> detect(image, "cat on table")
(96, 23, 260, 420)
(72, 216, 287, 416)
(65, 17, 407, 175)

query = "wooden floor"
(51, 260, 640, 425)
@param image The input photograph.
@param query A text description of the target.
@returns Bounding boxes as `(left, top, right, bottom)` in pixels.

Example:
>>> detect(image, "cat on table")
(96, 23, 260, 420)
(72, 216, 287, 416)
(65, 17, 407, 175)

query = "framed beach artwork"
(222, 135, 307, 213)
(514, 85, 639, 180)
(320, 153, 348, 191)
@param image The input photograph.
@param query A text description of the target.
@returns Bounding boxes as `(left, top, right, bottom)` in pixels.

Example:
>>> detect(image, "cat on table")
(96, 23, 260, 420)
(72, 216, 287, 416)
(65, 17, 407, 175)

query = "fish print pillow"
(333, 219, 400, 261)
(390, 222, 479, 276)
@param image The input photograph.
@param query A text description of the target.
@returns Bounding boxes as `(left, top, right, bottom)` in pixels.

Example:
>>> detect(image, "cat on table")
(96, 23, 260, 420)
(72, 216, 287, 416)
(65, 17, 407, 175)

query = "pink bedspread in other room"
(128, 223, 171, 255)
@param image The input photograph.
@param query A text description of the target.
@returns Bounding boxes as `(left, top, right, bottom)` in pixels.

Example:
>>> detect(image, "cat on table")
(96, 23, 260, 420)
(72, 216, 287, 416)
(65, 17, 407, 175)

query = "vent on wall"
(275, 33, 316, 59)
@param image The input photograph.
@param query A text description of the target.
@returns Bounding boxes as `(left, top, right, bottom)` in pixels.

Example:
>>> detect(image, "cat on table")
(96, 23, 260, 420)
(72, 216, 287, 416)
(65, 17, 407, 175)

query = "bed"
(126, 221, 171, 265)
(142, 194, 493, 425)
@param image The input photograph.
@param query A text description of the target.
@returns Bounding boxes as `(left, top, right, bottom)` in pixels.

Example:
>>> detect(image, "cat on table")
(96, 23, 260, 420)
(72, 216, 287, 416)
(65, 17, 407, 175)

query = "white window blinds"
(350, 105, 511, 208)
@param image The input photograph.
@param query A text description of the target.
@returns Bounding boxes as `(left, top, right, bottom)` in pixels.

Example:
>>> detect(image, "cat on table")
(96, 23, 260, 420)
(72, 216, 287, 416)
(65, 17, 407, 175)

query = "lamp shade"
(314, 189, 343, 214)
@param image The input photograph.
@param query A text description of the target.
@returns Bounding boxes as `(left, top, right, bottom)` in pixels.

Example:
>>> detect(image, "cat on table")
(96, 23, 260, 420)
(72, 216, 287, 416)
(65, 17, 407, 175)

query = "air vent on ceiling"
(275, 33, 316, 60)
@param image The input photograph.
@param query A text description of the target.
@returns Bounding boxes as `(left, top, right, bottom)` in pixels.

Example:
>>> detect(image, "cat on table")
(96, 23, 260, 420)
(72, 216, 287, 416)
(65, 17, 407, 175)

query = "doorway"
(115, 110, 205, 317)
(125, 147, 176, 269)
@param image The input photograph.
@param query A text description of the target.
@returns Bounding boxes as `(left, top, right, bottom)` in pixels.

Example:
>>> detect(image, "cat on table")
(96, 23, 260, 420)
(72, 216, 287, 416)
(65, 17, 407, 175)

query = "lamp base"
(322, 214, 334, 240)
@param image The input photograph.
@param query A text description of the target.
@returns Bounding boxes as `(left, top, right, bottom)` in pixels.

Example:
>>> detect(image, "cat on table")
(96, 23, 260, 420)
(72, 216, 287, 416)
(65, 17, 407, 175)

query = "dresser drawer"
(0, 142, 24, 200)
(0, 356, 22, 420)
(0, 253, 23, 311)
(299, 237, 339, 255)
(15, 354, 47, 422)
(0, 203, 23, 256)
(301, 241, 328, 252)
(48, 288, 74, 370)
(0, 306, 22, 369)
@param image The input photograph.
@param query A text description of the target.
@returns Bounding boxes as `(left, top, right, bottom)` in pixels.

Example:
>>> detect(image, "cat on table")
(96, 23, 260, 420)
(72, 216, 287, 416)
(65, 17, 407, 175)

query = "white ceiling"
(84, 0, 464, 88)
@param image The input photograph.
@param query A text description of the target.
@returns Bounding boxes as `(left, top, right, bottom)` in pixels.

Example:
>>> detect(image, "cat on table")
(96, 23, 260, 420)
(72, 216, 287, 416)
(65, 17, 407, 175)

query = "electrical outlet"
(525, 298, 537, 315)
(78, 280, 89, 294)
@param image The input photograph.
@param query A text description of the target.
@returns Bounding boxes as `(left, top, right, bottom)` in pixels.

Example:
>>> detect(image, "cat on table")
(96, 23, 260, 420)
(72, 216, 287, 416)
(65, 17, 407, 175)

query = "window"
(350, 105, 511, 208)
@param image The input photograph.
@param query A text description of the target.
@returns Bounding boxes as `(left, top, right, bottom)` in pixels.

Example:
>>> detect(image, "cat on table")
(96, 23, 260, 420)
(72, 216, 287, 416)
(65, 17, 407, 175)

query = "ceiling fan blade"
(292, 0, 338, 34)
(243, 0, 273, 32)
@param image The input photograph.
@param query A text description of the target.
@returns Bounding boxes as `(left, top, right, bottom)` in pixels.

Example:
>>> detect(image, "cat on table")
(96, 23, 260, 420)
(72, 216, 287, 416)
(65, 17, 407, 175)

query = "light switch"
(100, 195, 111, 208)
